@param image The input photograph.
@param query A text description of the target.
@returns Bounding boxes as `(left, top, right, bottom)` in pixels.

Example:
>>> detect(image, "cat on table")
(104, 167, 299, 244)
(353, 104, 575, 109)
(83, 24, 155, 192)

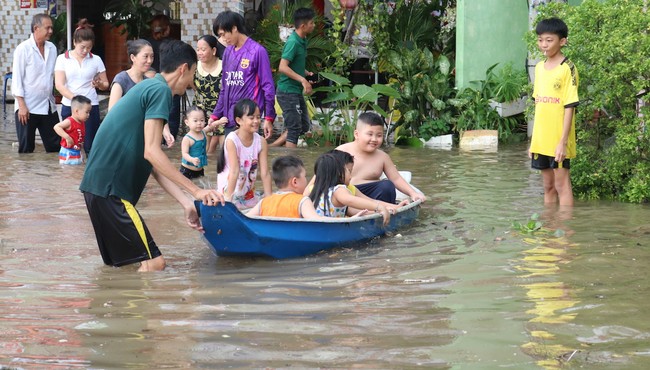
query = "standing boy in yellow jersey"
(529, 17, 579, 206)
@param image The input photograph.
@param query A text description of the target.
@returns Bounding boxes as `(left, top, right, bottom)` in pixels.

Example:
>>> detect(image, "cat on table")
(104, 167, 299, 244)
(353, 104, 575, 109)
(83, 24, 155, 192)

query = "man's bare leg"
(138, 256, 166, 272)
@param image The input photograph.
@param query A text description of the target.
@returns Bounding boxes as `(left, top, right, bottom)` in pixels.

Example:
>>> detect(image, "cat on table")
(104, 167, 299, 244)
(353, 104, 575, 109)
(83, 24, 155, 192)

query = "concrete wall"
(179, 0, 243, 45)
(455, 0, 529, 89)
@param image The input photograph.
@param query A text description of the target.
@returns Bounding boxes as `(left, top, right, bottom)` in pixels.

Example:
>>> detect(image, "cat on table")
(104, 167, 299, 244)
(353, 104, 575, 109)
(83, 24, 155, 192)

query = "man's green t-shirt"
(79, 74, 171, 205)
(276, 31, 307, 94)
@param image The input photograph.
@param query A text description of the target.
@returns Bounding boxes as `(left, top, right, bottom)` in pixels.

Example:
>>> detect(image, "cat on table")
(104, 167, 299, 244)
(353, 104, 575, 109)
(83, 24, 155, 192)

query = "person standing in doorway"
(12, 13, 60, 153)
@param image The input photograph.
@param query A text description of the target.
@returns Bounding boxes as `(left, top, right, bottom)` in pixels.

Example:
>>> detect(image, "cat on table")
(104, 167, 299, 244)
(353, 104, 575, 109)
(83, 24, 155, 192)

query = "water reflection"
(3, 108, 650, 367)
(515, 208, 580, 368)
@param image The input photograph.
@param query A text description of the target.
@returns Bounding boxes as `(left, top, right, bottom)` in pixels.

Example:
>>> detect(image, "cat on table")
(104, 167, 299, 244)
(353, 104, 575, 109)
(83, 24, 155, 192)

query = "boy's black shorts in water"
(531, 153, 571, 170)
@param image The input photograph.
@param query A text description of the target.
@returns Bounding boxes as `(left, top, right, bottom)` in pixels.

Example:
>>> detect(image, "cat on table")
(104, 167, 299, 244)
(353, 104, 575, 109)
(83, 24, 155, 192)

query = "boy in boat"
(247, 155, 323, 219)
(336, 112, 426, 204)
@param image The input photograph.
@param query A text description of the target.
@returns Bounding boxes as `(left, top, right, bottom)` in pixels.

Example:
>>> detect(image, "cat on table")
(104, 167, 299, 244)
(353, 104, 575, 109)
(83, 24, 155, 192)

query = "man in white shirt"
(12, 14, 60, 153)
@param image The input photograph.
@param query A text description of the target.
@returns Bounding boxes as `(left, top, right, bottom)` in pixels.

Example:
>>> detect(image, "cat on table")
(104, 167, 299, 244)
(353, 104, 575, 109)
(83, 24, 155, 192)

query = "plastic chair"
(3, 72, 12, 112)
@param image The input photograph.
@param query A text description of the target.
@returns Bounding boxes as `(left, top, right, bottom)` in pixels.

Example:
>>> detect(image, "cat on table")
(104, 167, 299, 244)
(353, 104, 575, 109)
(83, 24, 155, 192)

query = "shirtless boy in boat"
(336, 112, 426, 204)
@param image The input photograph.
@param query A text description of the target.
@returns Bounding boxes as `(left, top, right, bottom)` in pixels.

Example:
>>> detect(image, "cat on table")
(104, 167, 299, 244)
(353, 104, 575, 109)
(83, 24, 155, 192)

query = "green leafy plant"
(452, 87, 501, 131)
(309, 107, 338, 146)
(312, 72, 400, 144)
(529, 0, 650, 202)
(104, 0, 164, 39)
(451, 63, 527, 141)
(384, 0, 441, 51)
(486, 62, 528, 103)
(369, 0, 456, 63)
(384, 46, 455, 140)
(323, 0, 356, 74)
(512, 213, 543, 234)
(50, 12, 67, 54)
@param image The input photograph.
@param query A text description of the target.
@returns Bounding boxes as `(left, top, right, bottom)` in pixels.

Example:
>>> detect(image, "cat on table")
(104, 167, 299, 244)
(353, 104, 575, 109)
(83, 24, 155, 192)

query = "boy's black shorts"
(531, 153, 571, 170)
(83, 192, 162, 267)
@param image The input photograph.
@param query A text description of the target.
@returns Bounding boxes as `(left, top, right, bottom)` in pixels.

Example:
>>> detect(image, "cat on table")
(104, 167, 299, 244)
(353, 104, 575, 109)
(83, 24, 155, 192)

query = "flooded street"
(2, 108, 650, 369)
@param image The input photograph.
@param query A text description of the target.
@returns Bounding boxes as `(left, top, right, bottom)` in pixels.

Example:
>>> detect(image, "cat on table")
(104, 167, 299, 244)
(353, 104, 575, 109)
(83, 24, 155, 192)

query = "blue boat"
(196, 200, 422, 259)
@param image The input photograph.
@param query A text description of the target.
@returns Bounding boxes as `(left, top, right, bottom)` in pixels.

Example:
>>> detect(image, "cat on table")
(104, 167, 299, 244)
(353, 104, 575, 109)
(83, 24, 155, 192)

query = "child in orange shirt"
(246, 155, 322, 219)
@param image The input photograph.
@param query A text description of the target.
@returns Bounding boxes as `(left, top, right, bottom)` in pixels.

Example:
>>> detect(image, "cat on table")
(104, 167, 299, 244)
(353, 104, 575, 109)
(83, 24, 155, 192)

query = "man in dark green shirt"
(274, 8, 316, 148)
(80, 40, 224, 272)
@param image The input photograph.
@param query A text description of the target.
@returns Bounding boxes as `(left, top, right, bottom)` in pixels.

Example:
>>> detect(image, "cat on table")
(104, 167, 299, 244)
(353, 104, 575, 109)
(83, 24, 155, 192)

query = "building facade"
(1, 0, 242, 96)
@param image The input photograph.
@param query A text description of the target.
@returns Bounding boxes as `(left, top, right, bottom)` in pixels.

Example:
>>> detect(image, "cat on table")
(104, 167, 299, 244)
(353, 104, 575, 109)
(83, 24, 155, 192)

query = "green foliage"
(512, 213, 566, 237)
(452, 87, 501, 132)
(385, 47, 456, 140)
(371, 0, 456, 65)
(483, 63, 528, 103)
(352, 1, 457, 142)
(324, 0, 356, 74)
(311, 72, 399, 145)
(512, 213, 543, 233)
(384, 0, 440, 50)
(50, 12, 67, 54)
(529, 0, 650, 202)
(104, 0, 163, 39)
(308, 108, 338, 146)
(451, 64, 526, 141)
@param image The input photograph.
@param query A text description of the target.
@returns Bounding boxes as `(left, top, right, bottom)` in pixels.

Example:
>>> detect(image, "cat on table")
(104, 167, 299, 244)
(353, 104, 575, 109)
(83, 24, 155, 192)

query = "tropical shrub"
(307, 72, 400, 145)
(384, 47, 456, 140)
(530, 0, 650, 202)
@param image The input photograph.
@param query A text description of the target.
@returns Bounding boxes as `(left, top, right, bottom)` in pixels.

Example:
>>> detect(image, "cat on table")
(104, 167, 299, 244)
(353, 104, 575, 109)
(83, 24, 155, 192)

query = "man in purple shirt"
(208, 11, 276, 138)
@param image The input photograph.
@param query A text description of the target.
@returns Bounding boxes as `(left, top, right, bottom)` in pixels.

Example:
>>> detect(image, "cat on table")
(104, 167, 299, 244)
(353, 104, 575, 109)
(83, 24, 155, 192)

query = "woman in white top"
(55, 18, 108, 154)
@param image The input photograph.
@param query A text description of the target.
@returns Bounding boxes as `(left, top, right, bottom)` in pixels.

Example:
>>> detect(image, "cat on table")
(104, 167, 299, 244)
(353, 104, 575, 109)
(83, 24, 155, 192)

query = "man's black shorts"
(531, 153, 571, 170)
(83, 192, 162, 267)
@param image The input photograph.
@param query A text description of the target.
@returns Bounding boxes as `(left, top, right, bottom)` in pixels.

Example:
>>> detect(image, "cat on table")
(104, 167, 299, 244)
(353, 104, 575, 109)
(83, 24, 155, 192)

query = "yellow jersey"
(530, 58, 579, 158)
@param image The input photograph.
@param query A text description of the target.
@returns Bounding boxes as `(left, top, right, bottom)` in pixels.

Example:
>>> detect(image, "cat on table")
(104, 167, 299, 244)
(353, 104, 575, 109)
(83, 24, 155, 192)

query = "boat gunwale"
(238, 199, 422, 223)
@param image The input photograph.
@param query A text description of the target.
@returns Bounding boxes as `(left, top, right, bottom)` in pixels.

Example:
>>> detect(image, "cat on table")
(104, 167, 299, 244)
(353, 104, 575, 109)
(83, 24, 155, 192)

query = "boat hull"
(197, 200, 421, 259)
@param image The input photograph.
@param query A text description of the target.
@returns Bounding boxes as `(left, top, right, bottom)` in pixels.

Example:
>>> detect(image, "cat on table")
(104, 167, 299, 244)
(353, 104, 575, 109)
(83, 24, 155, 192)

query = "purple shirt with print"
(211, 37, 276, 127)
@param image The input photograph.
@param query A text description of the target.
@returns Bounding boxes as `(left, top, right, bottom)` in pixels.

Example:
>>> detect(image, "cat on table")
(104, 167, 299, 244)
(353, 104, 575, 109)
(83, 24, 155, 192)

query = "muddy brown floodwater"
(2, 108, 650, 369)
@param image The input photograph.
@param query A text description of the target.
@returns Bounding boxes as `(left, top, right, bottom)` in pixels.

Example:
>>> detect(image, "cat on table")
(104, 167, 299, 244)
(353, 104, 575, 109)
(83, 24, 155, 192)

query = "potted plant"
(104, 0, 164, 40)
(484, 63, 528, 117)
(102, 0, 162, 82)
(50, 12, 67, 54)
